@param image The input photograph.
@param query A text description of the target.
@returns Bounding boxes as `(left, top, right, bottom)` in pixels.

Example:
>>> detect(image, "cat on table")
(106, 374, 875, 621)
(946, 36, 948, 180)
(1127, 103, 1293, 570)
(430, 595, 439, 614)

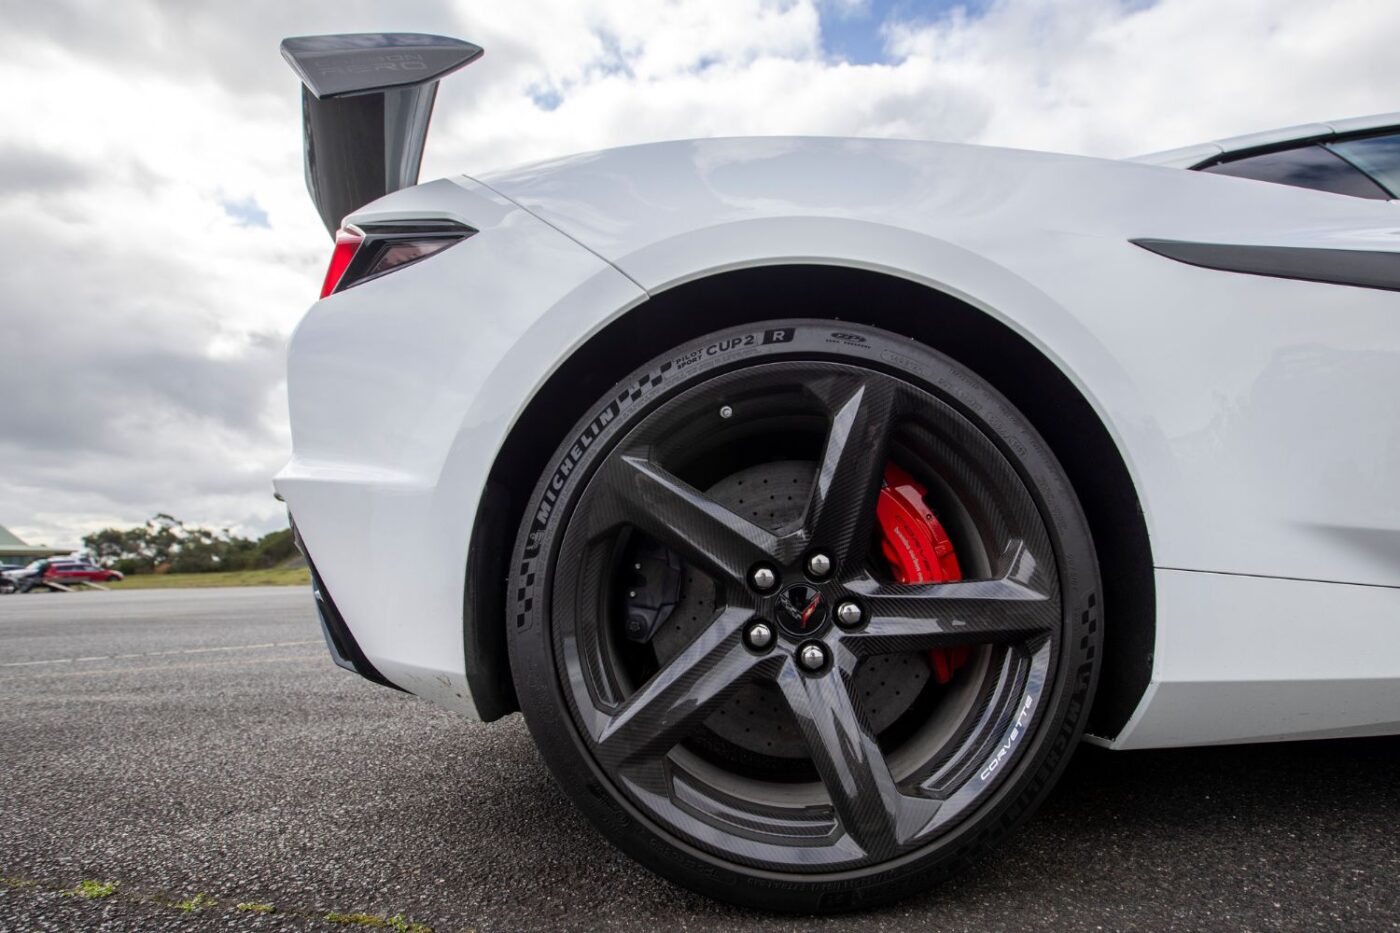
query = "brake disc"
(646, 460, 933, 760)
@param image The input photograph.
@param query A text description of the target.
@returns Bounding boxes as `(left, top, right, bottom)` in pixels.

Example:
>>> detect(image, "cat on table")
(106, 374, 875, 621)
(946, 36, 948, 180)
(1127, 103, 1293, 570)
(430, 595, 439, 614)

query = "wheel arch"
(466, 264, 1154, 739)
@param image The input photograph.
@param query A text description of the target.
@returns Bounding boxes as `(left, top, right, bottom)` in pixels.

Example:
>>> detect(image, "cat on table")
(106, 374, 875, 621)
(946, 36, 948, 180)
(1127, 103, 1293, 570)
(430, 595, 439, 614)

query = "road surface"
(1, 587, 1397, 931)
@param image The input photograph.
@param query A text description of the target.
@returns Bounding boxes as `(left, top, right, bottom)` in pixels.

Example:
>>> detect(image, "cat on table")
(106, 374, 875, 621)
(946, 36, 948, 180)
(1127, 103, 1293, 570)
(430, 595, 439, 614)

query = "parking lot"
(1, 587, 1397, 931)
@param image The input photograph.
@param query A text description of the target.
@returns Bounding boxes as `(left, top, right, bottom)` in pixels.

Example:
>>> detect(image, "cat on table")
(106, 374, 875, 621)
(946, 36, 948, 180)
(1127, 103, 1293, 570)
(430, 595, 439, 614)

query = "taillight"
(317, 220, 475, 299)
(320, 227, 364, 298)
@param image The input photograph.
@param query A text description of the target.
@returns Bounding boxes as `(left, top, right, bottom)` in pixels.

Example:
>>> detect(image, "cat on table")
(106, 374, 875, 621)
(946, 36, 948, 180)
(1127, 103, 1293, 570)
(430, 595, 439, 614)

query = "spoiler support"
(281, 34, 483, 237)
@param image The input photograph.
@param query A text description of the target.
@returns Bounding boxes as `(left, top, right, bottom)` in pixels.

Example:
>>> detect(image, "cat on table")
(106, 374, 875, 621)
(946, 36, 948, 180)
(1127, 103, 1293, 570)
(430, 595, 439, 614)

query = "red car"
(45, 560, 123, 583)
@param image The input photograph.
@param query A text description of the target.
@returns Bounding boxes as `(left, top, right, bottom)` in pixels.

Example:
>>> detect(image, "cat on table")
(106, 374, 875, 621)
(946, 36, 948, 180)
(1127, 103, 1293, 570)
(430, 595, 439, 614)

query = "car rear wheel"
(507, 320, 1101, 912)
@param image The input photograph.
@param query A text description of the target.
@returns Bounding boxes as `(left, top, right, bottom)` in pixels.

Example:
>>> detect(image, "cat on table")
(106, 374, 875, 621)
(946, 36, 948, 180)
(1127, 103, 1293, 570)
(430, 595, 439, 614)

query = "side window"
(1200, 145, 1391, 200)
(1327, 132, 1400, 198)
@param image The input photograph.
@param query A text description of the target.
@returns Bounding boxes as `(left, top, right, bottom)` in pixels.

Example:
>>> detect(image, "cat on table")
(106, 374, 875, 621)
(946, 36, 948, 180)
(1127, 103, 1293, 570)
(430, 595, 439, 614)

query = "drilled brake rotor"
(647, 460, 929, 759)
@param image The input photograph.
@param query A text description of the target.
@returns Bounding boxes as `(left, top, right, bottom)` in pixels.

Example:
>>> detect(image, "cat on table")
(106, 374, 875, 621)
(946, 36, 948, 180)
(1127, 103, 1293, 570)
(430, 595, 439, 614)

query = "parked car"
(1, 559, 53, 593)
(274, 33, 1400, 913)
(1, 560, 46, 583)
(44, 561, 123, 583)
(0, 559, 121, 592)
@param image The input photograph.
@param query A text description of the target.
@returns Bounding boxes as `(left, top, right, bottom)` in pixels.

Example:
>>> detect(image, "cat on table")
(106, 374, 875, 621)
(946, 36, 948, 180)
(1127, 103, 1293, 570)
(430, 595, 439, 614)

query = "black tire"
(508, 320, 1101, 912)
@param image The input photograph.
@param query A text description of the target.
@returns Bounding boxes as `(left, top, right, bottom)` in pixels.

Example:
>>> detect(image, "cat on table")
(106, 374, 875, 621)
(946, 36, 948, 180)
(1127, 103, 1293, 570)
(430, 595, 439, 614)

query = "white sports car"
(275, 34, 1400, 912)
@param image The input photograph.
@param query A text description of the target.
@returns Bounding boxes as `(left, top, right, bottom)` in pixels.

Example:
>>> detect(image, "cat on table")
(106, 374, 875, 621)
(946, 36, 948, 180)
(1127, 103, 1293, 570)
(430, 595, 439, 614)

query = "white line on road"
(0, 640, 321, 668)
(28, 655, 317, 677)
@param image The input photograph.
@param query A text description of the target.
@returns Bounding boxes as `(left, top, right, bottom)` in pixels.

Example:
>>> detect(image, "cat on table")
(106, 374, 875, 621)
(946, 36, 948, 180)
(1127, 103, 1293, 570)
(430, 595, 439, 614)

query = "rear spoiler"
(280, 33, 483, 237)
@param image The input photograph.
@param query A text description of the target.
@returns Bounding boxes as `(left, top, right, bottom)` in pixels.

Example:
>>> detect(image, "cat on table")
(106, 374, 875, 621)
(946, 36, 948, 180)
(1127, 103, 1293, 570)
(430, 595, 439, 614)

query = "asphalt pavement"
(1, 587, 1397, 932)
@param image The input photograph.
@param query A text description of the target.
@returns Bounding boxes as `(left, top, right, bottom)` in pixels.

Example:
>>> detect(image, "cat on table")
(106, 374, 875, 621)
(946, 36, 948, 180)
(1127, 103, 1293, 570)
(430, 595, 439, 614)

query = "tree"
(82, 515, 292, 574)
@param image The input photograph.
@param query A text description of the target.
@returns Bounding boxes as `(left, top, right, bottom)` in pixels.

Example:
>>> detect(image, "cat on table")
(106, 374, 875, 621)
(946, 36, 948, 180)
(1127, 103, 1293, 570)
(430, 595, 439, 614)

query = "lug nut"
(835, 600, 863, 628)
(797, 642, 828, 672)
(750, 565, 777, 592)
(806, 552, 832, 578)
(744, 621, 775, 651)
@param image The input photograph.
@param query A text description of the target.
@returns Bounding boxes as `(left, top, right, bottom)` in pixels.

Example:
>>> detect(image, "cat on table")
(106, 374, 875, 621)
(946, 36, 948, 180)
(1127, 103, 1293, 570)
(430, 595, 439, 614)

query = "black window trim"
(1189, 125, 1400, 171)
(1190, 126, 1400, 198)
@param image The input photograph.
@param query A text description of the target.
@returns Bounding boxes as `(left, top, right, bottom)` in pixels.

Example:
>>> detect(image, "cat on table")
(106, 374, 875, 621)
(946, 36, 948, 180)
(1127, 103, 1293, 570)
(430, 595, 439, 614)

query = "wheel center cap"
(774, 584, 827, 637)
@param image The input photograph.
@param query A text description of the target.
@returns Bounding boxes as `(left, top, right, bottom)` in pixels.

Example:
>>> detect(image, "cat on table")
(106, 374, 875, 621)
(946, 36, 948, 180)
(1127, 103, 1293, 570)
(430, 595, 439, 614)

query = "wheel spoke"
(591, 454, 780, 585)
(841, 544, 1054, 656)
(799, 375, 903, 573)
(595, 607, 776, 769)
(777, 656, 938, 858)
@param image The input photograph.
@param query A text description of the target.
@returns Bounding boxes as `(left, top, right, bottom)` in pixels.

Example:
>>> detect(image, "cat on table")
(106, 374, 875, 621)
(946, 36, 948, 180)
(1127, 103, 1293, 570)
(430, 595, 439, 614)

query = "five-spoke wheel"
(509, 321, 1100, 911)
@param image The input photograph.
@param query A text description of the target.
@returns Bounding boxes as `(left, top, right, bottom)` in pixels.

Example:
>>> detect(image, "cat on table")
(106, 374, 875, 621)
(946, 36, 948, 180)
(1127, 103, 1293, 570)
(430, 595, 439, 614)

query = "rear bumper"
(292, 521, 402, 692)
(272, 175, 646, 719)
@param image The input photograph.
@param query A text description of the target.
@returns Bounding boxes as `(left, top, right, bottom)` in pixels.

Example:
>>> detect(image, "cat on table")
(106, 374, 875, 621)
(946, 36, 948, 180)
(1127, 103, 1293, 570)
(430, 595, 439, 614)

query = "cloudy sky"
(2, 0, 1397, 549)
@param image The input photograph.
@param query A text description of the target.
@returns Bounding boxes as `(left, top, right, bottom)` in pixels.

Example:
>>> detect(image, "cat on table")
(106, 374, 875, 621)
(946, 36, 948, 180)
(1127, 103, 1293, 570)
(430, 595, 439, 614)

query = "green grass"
(325, 913, 432, 932)
(63, 880, 118, 899)
(2, 873, 437, 929)
(173, 892, 219, 911)
(106, 567, 310, 589)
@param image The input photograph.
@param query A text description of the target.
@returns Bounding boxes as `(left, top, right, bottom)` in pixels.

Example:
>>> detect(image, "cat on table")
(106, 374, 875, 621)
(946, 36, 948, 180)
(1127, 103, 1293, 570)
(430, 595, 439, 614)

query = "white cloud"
(883, 0, 1400, 156)
(1, 0, 1398, 547)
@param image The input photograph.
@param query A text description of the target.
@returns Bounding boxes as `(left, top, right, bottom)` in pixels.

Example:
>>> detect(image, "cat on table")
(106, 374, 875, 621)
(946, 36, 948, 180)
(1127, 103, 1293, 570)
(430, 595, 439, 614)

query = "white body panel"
(276, 179, 645, 712)
(275, 138, 1400, 745)
(1112, 570, 1400, 748)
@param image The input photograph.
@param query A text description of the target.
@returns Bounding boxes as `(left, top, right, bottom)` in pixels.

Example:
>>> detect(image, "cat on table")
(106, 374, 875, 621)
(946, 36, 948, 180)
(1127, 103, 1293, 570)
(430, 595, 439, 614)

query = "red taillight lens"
(318, 221, 474, 298)
(320, 227, 364, 298)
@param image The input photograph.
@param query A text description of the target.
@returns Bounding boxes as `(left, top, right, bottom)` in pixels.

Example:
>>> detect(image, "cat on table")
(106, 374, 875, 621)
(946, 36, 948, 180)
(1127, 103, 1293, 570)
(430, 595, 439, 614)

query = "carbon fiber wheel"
(509, 321, 1101, 912)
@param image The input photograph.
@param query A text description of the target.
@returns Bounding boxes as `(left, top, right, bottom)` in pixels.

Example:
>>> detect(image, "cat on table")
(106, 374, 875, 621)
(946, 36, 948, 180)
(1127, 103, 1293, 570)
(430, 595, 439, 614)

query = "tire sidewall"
(507, 320, 1101, 912)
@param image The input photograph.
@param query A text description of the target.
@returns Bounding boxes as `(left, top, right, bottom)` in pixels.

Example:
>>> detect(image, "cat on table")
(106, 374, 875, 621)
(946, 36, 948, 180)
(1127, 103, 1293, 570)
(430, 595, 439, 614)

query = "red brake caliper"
(876, 462, 969, 684)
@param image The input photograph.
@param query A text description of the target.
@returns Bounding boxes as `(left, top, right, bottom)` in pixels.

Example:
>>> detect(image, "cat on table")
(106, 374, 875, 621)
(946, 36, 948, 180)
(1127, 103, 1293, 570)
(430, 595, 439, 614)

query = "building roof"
(0, 524, 70, 559)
